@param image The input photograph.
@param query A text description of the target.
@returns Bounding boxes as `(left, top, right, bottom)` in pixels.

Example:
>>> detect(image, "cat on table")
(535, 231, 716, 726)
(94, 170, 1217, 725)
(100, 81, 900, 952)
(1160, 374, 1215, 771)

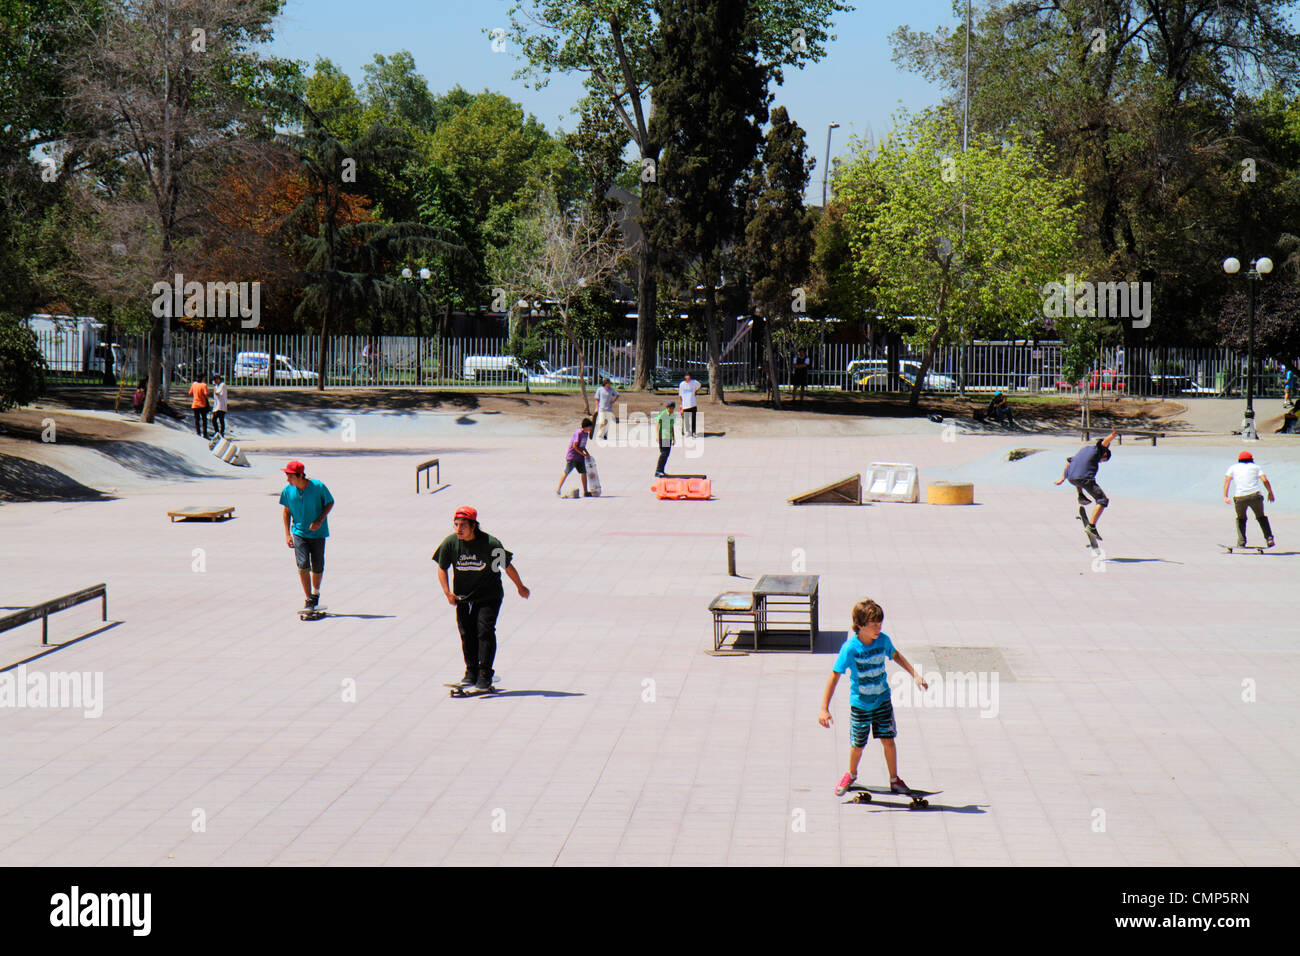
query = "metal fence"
(32, 329, 1288, 399)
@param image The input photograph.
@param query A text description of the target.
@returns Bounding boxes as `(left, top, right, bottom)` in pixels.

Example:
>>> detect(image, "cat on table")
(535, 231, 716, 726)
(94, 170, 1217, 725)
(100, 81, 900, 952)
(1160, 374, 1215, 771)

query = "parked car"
(462, 355, 526, 382)
(233, 351, 318, 383)
(648, 365, 710, 392)
(846, 358, 956, 391)
(527, 365, 630, 387)
(1055, 368, 1126, 391)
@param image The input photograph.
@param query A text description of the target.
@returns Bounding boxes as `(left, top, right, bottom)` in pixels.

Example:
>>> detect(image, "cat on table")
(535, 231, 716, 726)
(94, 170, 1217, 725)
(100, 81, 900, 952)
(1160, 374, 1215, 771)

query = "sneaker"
(1088, 523, 1103, 541)
(308, 592, 320, 608)
(475, 672, 493, 691)
(1267, 538, 1275, 548)
(654, 472, 666, 478)
(459, 671, 476, 686)
(835, 772, 856, 796)
(890, 776, 911, 794)
(583, 491, 593, 497)
(302, 596, 315, 611)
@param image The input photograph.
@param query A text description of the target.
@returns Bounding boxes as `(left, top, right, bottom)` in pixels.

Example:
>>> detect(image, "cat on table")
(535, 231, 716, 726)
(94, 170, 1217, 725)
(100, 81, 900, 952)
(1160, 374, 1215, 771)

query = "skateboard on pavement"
(1219, 543, 1269, 554)
(1077, 506, 1101, 550)
(297, 605, 327, 621)
(848, 784, 941, 809)
(444, 681, 501, 698)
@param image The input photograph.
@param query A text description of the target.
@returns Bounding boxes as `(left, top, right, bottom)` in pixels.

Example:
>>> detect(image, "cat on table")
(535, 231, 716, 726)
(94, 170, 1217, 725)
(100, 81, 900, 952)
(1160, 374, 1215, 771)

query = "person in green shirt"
(433, 505, 530, 690)
(654, 401, 677, 477)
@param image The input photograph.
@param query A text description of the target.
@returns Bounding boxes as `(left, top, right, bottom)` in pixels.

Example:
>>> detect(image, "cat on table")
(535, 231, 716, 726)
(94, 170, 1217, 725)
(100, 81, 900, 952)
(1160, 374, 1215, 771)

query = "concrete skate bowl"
(0, 454, 114, 502)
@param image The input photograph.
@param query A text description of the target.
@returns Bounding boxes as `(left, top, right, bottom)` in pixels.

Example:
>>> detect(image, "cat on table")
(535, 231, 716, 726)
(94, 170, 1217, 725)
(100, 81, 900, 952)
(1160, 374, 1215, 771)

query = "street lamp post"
(401, 266, 432, 385)
(822, 122, 840, 207)
(1222, 255, 1273, 441)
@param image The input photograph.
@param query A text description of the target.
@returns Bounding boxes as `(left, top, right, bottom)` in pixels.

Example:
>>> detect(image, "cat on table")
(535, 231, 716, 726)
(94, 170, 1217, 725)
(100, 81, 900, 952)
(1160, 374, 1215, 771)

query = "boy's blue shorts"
(850, 700, 896, 747)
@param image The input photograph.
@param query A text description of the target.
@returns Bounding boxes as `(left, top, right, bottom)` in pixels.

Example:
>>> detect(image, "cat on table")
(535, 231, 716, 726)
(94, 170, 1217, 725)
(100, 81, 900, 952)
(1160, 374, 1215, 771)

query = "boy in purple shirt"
(556, 417, 594, 497)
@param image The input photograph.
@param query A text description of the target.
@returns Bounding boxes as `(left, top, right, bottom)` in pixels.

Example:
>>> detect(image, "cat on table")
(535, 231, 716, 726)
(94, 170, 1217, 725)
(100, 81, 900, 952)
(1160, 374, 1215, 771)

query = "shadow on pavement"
(0, 454, 115, 502)
(843, 798, 988, 814)
(483, 690, 585, 699)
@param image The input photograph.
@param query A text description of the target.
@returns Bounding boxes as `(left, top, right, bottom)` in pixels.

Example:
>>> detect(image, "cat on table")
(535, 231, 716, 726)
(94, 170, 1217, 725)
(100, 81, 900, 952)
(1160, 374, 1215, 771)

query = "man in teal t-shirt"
(279, 460, 334, 611)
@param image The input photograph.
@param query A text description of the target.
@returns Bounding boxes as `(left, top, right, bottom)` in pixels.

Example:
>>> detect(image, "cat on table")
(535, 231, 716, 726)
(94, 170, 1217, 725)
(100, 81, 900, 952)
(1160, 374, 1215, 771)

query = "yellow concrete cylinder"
(926, 481, 974, 505)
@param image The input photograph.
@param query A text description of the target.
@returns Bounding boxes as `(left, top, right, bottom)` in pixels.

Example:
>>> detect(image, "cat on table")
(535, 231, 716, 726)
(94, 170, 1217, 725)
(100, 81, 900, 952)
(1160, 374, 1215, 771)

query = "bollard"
(727, 535, 736, 576)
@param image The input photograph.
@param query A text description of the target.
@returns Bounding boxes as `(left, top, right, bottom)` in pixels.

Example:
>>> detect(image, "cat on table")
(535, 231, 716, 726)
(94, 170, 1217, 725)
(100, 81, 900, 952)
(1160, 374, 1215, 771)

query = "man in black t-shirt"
(434, 505, 530, 690)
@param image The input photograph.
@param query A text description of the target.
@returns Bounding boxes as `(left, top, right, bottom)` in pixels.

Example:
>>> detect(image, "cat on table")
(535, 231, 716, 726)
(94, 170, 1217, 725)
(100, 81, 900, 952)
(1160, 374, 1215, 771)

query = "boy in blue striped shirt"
(818, 598, 928, 796)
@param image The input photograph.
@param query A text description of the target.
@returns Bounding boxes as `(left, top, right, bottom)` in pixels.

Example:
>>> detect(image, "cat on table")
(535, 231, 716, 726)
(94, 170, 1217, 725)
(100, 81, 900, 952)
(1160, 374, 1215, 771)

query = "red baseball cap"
(1238, 451, 1254, 461)
(454, 506, 477, 522)
(282, 460, 306, 475)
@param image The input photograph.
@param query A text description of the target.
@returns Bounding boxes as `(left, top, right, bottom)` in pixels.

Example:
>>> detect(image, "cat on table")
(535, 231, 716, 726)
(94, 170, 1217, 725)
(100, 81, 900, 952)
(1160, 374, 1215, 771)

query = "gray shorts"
(293, 535, 326, 572)
(1069, 478, 1109, 508)
(564, 457, 587, 475)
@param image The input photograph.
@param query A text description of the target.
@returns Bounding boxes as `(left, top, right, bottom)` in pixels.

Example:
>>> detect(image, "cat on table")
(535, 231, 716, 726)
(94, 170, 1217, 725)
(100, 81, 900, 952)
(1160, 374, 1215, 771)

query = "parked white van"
(233, 352, 318, 382)
(462, 355, 525, 382)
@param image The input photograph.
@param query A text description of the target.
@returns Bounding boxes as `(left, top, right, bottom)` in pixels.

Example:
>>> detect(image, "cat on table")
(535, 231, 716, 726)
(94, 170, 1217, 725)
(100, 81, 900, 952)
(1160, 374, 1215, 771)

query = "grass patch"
(1007, 448, 1042, 461)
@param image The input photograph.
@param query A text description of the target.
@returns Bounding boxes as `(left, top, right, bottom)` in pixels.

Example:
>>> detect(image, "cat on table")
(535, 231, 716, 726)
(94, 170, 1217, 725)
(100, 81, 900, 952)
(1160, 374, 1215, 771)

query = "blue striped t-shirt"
(833, 633, 896, 711)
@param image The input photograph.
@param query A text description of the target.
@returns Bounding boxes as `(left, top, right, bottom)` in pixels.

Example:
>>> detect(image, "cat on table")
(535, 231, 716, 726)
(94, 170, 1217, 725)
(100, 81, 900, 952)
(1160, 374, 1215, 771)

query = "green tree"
(892, 0, 1300, 346)
(278, 105, 466, 388)
(360, 51, 437, 132)
(305, 58, 366, 142)
(64, 0, 285, 423)
(505, 0, 853, 389)
(0, 314, 45, 410)
(740, 106, 815, 408)
(649, 0, 770, 404)
(0, 0, 103, 317)
(837, 111, 1084, 407)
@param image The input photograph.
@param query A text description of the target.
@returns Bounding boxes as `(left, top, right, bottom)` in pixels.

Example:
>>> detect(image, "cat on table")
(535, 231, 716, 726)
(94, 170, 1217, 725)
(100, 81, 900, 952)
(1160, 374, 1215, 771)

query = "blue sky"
(268, 0, 961, 201)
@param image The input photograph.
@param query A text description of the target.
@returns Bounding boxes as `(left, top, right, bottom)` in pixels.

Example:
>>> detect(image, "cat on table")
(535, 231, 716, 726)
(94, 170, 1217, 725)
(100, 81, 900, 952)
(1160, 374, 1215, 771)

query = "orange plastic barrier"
(651, 477, 712, 500)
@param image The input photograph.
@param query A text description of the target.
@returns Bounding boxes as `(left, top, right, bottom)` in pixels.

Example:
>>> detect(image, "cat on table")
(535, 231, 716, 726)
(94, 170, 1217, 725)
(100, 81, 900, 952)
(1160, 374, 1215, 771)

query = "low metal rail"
(0, 583, 107, 646)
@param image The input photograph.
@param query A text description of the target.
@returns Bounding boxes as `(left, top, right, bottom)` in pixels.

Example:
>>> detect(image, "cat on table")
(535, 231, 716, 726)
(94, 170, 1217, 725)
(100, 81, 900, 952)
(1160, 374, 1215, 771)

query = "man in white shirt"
(678, 373, 701, 437)
(1223, 451, 1275, 548)
(594, 378, 618, 441)
(212, 374, 229, 436)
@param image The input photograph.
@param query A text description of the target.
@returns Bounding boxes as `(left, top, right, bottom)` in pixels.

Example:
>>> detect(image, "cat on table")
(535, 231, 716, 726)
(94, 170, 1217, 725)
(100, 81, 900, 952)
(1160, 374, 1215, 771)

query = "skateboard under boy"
(444, 681, 501, 698)
(847, 783, 940, 809)
(1218, 543, 1270, 554)
(297, 605, 327, 621)
(1077, 506, 1101, 550)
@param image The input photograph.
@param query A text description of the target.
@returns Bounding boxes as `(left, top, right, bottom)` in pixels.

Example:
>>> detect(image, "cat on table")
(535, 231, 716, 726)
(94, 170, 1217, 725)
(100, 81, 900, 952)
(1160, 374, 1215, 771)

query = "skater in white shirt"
(1223, 451, 1275, 549)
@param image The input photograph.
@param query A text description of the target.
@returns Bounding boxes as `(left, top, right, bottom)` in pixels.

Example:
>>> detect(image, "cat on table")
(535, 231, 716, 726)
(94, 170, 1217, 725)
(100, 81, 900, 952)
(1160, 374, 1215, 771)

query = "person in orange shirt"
(188, 373, 211, 438)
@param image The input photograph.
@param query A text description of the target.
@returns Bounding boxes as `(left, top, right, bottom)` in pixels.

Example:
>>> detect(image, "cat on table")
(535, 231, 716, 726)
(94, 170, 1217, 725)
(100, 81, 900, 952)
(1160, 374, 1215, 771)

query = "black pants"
(683, 407, 697, 435)
(213, 410, 226, 435)
(456, 595, 502, 679)
(1234, 493, 1273, 545)
(656, 440, 672, 475)
(193, 408, 208, 437)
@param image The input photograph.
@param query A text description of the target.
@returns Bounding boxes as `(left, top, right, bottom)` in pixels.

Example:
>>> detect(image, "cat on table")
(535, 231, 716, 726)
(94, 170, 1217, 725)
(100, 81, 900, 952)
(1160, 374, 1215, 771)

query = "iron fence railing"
(31, 329, 1288, 399)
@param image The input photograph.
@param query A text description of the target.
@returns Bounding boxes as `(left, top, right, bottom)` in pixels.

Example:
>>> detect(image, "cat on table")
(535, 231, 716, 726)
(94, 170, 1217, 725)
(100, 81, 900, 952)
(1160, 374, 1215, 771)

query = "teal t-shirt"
(279, 479, 334, 538)
(833, 633, 896, 711)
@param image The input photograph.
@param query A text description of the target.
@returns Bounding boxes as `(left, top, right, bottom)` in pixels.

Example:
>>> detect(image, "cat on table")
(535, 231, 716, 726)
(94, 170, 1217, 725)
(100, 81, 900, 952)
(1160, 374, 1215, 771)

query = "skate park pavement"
(0, 403, 1297, 866)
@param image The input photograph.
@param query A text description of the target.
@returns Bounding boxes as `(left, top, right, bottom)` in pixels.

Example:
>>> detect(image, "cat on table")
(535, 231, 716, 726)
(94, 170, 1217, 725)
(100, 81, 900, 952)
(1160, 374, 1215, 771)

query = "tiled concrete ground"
(1, 424, 1297, 865)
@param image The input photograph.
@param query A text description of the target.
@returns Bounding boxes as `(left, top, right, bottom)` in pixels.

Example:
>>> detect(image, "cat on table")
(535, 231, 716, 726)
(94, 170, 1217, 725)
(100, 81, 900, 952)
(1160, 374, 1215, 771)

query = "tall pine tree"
(741, 105, 814, 409)
(648, 0, 769, 403)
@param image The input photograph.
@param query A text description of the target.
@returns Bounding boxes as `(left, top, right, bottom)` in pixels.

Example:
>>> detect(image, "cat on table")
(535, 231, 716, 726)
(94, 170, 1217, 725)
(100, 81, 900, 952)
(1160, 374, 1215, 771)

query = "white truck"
(25, 315, 127, 375)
